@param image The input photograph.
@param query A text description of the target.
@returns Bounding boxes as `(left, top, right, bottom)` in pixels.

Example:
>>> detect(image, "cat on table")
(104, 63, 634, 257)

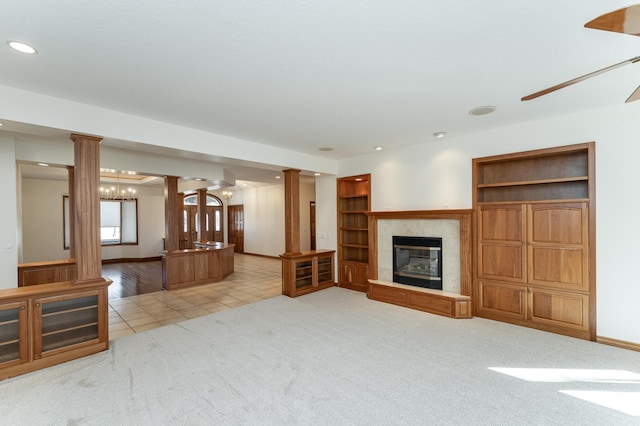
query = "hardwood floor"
(103, 261, 163, 299)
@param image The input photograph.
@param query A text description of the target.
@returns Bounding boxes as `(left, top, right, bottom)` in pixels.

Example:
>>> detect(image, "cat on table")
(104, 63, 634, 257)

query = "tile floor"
(108, 254, 282, 340)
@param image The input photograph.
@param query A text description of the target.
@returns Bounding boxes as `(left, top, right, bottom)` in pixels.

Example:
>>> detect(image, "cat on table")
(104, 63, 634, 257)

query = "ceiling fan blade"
(626, 85, 640, 103)
(521, 56, 640, 101)
(585, 5, 640, 36)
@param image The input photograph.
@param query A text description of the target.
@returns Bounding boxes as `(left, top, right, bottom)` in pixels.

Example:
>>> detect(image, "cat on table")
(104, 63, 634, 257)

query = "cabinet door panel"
(479, 243, 526, 282)
(478, 205, 527, 283)
(479, 206, 524, 241)
(352, 263, 369, 286)
(477, 280, 526, 319)
(529, 288, 589, 331)
(529, 203, 586, 245)
(530, 247, 586, 290)
(528, 203, 588, 291)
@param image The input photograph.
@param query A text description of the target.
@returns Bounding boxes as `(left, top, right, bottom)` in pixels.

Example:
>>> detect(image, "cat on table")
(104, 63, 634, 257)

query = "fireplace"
(393, 236, 443, 290)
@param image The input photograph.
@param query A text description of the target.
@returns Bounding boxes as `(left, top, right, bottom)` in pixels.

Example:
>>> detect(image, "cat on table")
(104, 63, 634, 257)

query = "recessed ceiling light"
(433, 132, 447, 138)
(7, 40, 37, 54)
(275, 176, 281, 179)
(374, 146, 383, 151)
(0, 122, 3, 126)
(37, 163, 49, 167)
(469, 105, 496, 116)
(318, 147, 334, 152)
(314, 173, 321, 176)
(194, 178, 204, 181)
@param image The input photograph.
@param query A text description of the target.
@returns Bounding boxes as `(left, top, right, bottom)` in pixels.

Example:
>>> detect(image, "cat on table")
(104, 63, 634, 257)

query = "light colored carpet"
(1, 287, 639, 425)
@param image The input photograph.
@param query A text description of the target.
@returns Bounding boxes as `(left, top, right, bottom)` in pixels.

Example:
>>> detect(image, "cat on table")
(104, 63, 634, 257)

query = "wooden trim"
(366, 209, 473, 296)
(279, 249, 335, 260)
(0, 279, 111, 303)
(471, 142, 594, 164)
(597, 336, 640, 352)
(366, 209, 472, 220)
(587, 143, 597, 341)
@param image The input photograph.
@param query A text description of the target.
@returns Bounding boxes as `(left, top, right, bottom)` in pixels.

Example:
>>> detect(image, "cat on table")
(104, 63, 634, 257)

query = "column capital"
(70, 133, 103, 144)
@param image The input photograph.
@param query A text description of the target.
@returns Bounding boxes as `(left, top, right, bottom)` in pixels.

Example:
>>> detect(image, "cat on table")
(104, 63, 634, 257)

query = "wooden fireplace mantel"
(365, 209, 473, 318)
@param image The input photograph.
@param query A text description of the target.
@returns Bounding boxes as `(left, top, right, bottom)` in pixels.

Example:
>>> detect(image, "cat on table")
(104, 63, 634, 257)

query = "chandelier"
(221, 187, 234, 202)
(99, 173, 137, 200)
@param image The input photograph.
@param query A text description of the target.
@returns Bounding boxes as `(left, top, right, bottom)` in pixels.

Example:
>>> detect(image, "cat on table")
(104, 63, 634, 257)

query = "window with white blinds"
(63, 196, 138, 247)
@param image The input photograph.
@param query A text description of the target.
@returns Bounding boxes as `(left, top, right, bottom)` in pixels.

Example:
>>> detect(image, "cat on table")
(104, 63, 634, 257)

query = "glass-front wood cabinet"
(281, 250, 335, 297)
(33, 291, 103, 359)
(0, 301, 28, 369)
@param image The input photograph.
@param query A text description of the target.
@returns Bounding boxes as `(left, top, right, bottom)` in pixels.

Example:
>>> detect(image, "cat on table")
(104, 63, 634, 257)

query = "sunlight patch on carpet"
(559, 391, 640, 416)
(488, 367, 640, 383)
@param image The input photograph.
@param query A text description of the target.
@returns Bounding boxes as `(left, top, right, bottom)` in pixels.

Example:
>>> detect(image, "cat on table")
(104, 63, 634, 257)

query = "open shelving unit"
(337, 174, 371, 291)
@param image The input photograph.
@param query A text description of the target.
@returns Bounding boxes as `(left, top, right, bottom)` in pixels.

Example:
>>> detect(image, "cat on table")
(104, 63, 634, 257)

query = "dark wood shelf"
(477, 176, 588, 188)
(339, 194, 369, 199)
(340, 243, 368, 249)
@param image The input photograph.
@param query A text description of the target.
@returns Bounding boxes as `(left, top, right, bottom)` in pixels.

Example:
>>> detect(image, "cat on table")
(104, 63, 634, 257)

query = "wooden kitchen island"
(162, 242, 235, 290)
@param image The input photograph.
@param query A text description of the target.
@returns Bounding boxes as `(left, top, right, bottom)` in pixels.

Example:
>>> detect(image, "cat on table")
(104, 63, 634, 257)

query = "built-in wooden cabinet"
(337, 174, 371, 292)
(0, 280, 110, 380)
(281, 250, 335, 297)
(473, 143, 595, 340)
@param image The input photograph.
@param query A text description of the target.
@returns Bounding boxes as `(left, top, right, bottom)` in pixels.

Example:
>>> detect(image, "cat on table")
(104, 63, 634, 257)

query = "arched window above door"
(183, 193, 222, 206)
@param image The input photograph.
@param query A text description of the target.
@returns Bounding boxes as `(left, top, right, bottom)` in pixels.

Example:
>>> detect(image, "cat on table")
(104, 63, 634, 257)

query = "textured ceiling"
(2, 1, 640, 164)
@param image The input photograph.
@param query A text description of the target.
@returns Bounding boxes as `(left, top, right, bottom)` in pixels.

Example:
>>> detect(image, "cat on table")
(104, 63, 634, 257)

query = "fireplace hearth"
(393, 236, 443, 290)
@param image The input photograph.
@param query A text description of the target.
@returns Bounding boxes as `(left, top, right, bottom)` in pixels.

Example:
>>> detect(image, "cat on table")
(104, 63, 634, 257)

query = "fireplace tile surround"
(366, 210, 473, 297)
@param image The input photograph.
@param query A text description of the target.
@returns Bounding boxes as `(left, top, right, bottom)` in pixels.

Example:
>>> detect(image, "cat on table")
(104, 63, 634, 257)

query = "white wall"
(20, 178, 165, 262)
(0, 135, 18, 289)
(231, 184, 285, 257)
(21, 178, 69, 262)
(334, 102, 640, 345)
(315, 176, 337, 251)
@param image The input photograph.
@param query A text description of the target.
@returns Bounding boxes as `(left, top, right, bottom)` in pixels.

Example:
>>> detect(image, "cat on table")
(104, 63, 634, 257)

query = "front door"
(228, 204, 244, 253)
(183, 205, 198, 249)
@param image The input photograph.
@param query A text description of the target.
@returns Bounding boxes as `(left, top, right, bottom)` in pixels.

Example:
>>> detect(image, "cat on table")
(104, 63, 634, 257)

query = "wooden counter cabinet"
(0, 279, 110, 380)
(281, 250, 335, 297)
